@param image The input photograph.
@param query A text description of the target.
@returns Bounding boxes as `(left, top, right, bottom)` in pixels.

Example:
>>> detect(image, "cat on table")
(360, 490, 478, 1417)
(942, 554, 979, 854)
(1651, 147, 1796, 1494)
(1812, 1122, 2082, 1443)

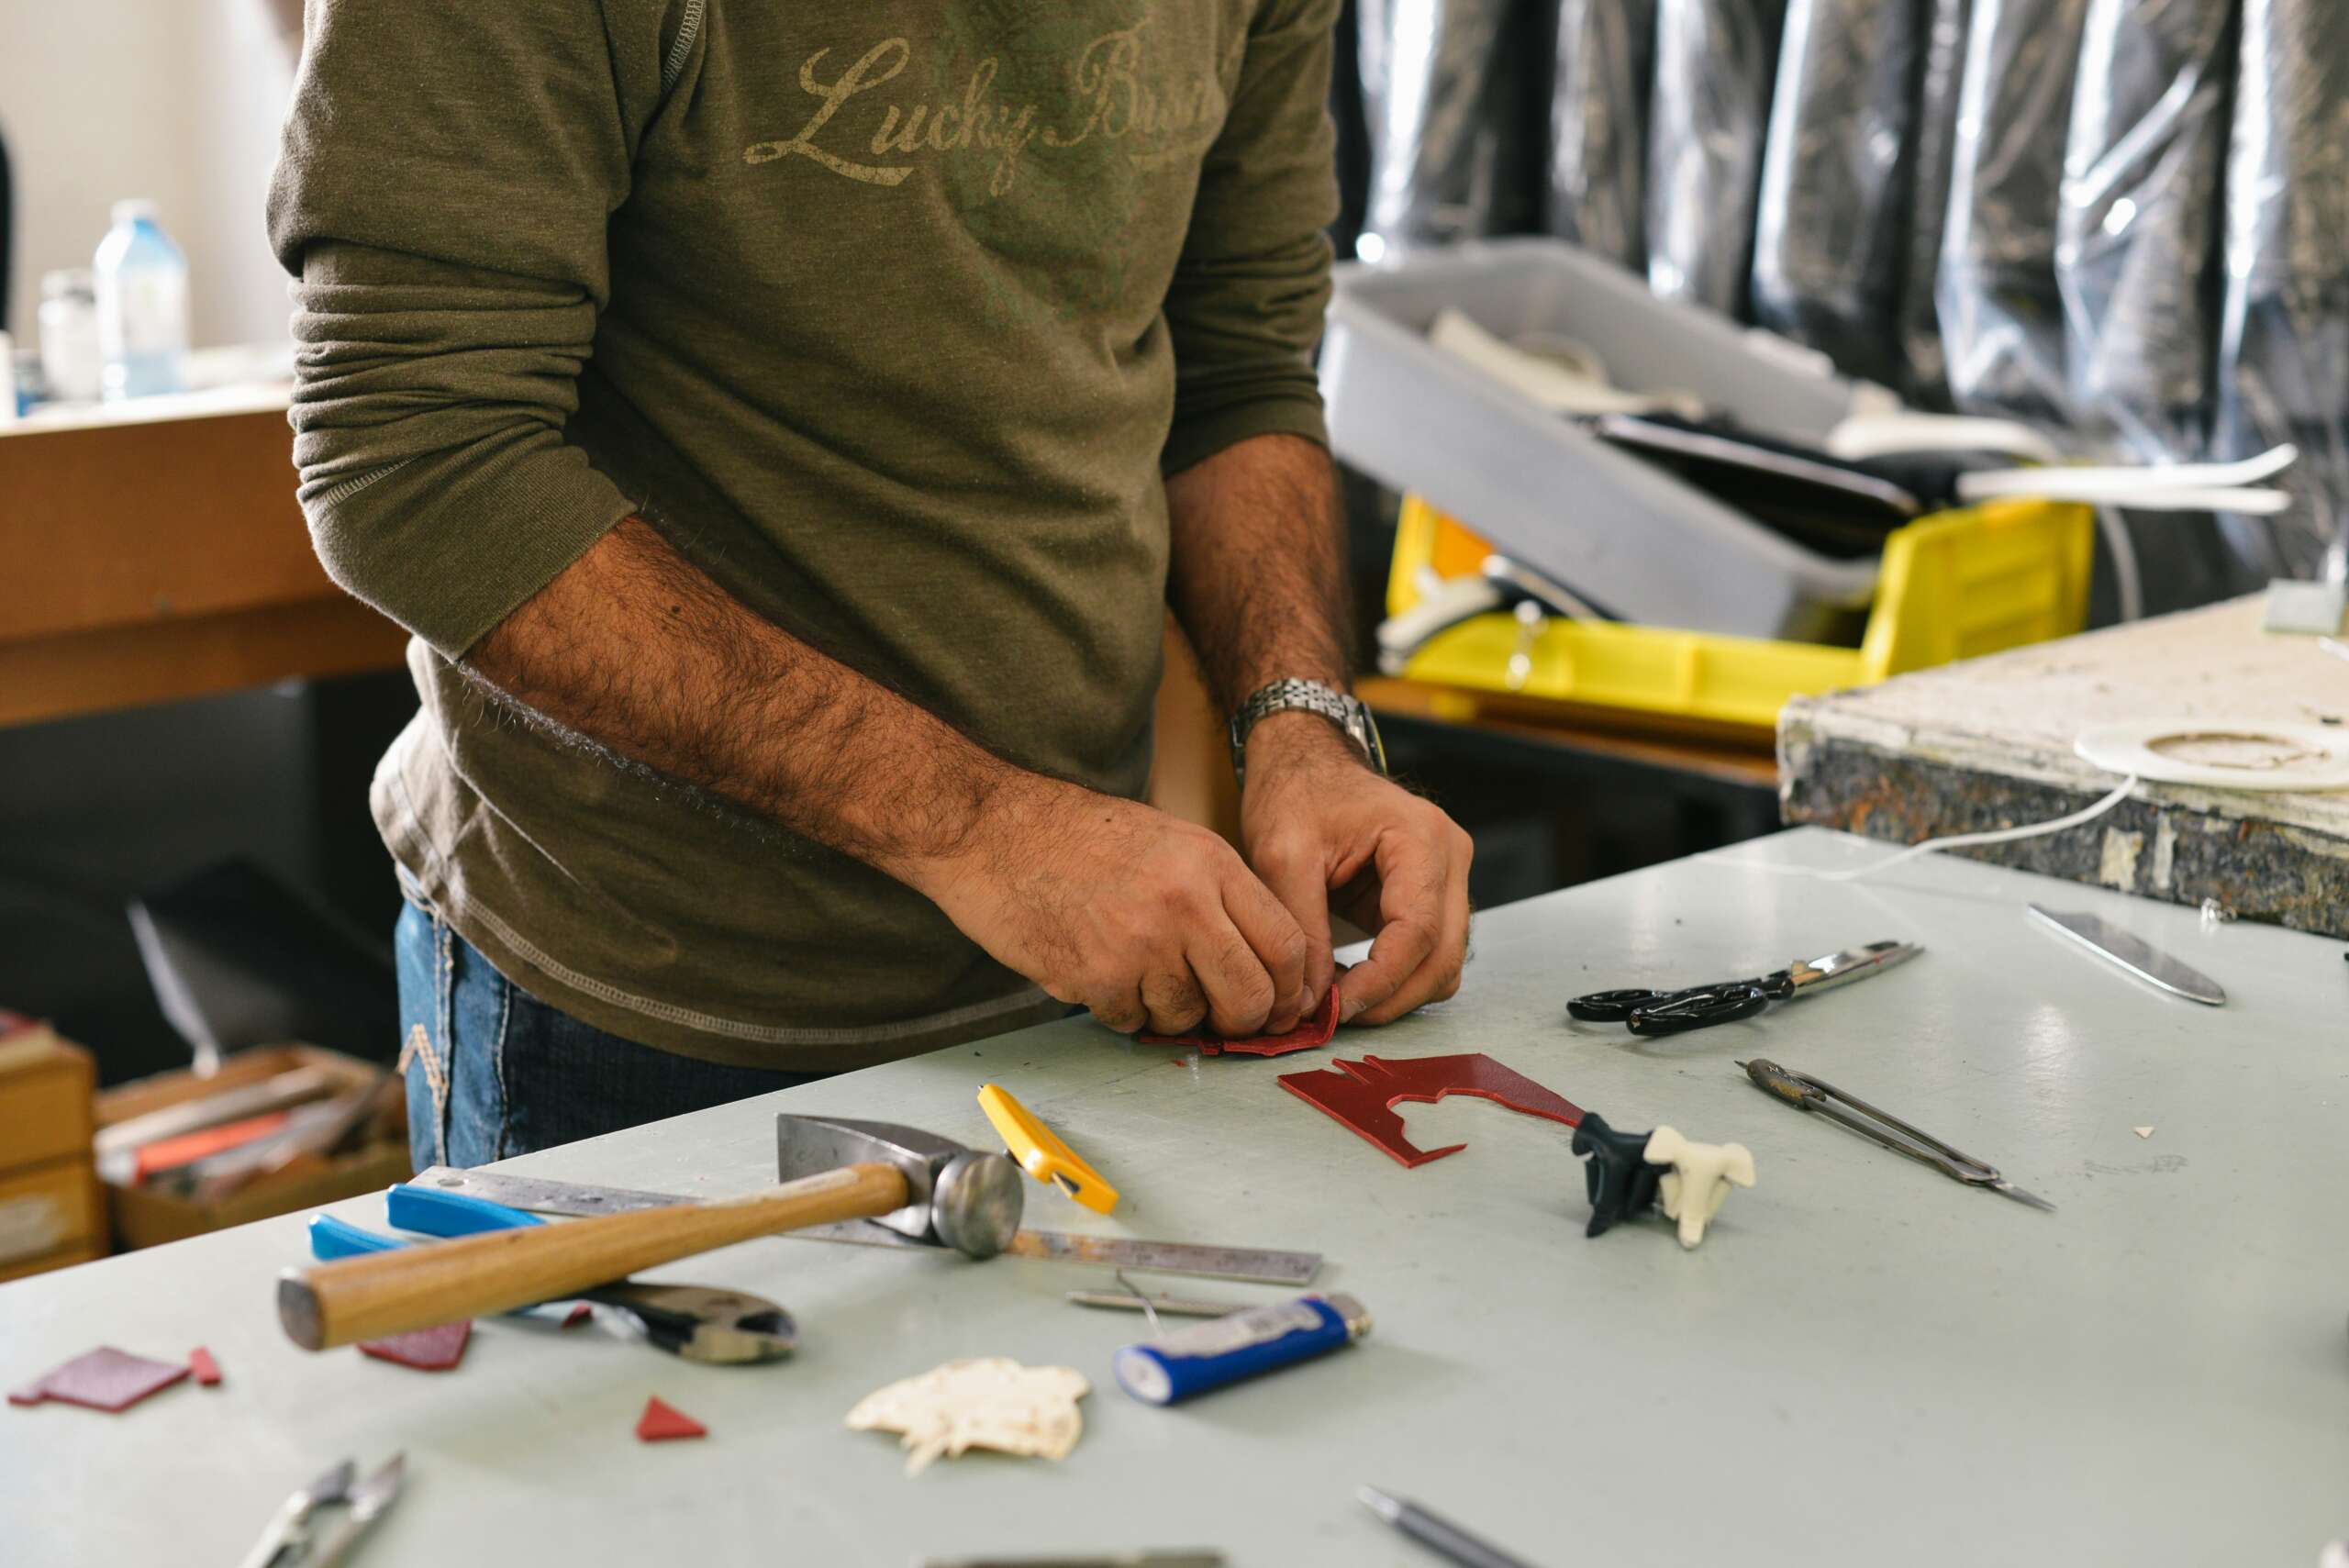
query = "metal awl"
(1739, 1059, 2055, 1212)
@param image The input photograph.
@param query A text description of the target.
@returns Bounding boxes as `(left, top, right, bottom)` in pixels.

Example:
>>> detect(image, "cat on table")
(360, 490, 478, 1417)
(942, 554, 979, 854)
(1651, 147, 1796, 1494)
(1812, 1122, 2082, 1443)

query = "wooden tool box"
(0, 1014, 105, 1283)
(95, 1044, 410, 1251)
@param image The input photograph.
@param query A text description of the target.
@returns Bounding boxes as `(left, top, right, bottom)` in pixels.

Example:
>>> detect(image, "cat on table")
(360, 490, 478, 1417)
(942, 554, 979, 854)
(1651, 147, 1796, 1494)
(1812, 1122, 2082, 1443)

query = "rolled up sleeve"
(267, 0, 657, 657)
(1160, 0, 1343, 477)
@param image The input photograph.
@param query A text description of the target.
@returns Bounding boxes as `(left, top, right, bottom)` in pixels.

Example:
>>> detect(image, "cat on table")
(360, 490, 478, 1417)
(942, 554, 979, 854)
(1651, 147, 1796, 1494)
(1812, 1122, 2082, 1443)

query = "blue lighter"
(1112, 1292, 1372, 1405)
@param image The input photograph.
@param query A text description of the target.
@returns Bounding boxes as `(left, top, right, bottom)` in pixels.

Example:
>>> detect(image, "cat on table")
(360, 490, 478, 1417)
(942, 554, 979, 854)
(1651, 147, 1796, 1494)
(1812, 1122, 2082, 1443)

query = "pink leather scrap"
(359, 1319, 473, 1372)
(1138, 987, 1340, 1058)
(1276, 1052, 1585, 1167)
(8, 1347, 190, 1413)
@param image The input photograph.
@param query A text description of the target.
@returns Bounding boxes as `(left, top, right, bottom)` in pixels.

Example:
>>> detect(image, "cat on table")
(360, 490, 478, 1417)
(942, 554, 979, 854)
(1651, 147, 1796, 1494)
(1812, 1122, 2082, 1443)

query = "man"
(270, 0, 1473, 1171)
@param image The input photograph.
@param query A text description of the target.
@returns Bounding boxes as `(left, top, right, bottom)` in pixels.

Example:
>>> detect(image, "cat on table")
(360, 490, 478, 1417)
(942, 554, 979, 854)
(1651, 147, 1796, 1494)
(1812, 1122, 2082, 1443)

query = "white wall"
(1, 0, 297, 348)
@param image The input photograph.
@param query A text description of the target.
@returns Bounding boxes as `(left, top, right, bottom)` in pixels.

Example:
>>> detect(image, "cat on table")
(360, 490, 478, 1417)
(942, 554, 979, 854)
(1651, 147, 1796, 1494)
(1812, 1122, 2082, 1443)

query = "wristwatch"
(1229, 678, 1387, 788)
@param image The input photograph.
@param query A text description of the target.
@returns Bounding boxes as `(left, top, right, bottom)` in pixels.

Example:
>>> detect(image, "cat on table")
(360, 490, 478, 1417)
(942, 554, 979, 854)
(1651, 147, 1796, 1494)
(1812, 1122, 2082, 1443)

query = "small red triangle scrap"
(636, 1396, 707, 1442)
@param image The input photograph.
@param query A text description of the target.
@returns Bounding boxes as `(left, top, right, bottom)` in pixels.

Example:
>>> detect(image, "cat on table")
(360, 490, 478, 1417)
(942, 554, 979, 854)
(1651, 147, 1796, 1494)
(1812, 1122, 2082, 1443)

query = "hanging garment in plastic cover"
(1749, 0, 1929, 386)
(2055, 0, 2233, 465)
(1357, 0, 1520, 253)
(2214, 0, 2349, 584)
(1897, 0, 1975, 408)
(1645, 0, 1789, 316)
(2059, 0, 2250, 616)
(1938, 0, 2092, 421)
(1547, 0, 1654, 270)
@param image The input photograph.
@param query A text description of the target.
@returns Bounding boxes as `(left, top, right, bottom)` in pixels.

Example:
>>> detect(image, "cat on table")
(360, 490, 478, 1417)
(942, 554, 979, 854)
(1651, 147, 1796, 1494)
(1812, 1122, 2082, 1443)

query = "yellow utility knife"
(976, 1083, 1119, 1215)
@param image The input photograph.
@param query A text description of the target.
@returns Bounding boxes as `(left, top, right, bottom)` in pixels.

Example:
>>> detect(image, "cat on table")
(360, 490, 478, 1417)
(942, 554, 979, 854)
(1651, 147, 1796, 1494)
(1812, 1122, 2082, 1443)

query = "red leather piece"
(1276, 1053, 1586, 1167)
(358, 1320, 473, 1371)
(189, 1347, 222, 1387)
(7, 1347, 191, 1412)
(1138, 987, 1341, 1058)
(636, 1396, 707, 1442)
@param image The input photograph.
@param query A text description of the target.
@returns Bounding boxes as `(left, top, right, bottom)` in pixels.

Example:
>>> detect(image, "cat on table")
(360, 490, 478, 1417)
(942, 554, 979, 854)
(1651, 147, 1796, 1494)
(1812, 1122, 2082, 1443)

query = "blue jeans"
(395, 901, 827, 1169)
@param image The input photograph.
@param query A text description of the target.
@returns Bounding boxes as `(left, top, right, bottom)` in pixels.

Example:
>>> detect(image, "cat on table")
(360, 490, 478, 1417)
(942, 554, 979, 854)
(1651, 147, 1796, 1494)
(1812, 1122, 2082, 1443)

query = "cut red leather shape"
(1277, 1052, 1585, 1167)
(1138, 987, 1341, 1058)
(7, 1347, 190, 1412)
(189, 1347, 222, 1387)
(359, 1320, 473, 1372)
(636, 1396, 707, 1442)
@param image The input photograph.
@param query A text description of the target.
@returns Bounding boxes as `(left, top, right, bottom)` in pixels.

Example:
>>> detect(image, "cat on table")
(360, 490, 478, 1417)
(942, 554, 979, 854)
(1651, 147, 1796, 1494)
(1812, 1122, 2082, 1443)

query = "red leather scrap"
(1276, 1052, 1585, 1167)
(1138, 987, 1341, 1058)
(359, 1319, 473, 1372)
(7, 1347, 190, 1412)
(636, 1396, 707, 1442)
(189, 1347, 223, 1386)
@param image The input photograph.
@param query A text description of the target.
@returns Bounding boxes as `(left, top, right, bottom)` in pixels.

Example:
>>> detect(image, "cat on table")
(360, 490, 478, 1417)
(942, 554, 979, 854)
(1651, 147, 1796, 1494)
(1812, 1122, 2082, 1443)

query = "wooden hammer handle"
(279, 1162, 908, 1350)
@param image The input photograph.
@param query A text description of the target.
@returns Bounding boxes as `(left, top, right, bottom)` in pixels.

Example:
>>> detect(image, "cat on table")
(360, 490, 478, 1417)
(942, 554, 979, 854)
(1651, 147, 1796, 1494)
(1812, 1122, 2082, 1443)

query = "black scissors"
(1569, 940, 1922, 1037)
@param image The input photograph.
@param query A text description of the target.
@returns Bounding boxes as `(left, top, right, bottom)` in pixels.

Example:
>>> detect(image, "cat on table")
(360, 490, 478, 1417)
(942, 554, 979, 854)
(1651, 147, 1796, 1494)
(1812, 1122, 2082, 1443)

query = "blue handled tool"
(304, 1189, 797, 1363)
(386, 1183, 548, 1237)
(1113, 1293, 1371, 1406)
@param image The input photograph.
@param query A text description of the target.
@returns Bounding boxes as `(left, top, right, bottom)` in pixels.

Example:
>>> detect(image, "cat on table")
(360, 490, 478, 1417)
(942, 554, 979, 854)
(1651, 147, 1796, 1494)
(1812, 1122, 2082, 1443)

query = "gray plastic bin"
(1320, 239, 1884, 639)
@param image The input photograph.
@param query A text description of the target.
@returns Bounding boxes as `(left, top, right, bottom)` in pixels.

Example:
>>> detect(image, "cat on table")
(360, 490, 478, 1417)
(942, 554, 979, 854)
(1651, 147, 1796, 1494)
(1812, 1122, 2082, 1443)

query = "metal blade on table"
(1786, 940, 1923, 997)
(1989, 1180, 2058, 1213)
(411, 1168, 1322, 1287)
(2028, 906, 2226, 1006)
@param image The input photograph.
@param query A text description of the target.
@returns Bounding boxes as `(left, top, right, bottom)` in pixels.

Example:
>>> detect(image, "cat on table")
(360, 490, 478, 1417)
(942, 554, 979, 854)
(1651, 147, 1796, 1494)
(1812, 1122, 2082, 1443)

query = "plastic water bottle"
(94, 199, 190, 401)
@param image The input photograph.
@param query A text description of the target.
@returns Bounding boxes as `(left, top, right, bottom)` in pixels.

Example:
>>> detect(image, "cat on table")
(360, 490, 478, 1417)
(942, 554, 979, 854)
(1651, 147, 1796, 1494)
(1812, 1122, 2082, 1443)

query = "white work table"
(6, 828, 2343, 1565)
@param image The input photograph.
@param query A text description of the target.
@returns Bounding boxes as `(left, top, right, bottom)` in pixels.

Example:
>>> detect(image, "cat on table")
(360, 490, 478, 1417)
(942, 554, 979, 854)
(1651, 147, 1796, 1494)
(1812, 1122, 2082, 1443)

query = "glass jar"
(39, 268, 106, 404)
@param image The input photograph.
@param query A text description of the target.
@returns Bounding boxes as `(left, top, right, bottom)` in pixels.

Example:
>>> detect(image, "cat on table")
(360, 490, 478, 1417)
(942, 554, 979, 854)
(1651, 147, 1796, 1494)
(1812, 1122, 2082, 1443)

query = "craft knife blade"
(412, 1167, 1322, 1286)
(1786, 940, 1923, 997)
(2028, 906, 2226, 1006)
(1988, 1179, 2058, 1213)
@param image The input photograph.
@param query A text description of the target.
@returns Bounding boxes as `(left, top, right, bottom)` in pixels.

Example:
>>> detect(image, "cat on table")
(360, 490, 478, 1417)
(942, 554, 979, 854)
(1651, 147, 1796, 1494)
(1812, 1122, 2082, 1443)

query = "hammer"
(277, 1117, 1023, 1351)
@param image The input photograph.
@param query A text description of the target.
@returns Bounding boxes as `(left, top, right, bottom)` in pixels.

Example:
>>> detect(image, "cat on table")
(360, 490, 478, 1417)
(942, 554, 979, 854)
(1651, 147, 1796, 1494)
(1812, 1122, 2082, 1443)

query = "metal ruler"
(411, 1166, 1323, 1287)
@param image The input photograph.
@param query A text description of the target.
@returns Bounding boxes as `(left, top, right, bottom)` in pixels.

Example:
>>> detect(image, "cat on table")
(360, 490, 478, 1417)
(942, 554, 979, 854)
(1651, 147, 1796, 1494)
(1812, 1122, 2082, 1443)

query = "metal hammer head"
(776, 1115, 1023, 1259)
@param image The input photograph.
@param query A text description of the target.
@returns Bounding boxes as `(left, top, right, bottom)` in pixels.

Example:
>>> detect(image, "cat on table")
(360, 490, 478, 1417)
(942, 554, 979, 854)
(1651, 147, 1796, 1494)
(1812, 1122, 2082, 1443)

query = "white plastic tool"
(1642, 1128, 1755, 1250)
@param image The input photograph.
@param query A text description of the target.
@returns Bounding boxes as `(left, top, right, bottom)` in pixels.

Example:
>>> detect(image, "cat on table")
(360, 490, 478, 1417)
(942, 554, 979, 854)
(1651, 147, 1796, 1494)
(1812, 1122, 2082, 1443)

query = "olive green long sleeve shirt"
(269, 0, 1340, 1067)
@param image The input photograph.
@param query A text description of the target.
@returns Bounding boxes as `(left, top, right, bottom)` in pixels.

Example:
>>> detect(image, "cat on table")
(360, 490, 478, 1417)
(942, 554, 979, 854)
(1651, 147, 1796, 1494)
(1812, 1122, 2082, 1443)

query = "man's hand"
(916, 776, 1311, 1039)
(1238, 712, 1474, 1026)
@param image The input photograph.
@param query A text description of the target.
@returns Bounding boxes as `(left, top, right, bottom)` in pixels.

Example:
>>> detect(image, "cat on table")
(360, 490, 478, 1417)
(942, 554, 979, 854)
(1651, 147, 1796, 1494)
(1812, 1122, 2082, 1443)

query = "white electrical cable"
(1772, 773, 2143, 884)
(2095, 506, 2147, 624)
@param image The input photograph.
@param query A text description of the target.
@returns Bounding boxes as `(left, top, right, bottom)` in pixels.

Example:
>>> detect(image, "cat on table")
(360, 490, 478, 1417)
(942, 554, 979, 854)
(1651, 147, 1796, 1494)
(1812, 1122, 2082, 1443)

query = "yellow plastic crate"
(1387, 494, 2093, 733)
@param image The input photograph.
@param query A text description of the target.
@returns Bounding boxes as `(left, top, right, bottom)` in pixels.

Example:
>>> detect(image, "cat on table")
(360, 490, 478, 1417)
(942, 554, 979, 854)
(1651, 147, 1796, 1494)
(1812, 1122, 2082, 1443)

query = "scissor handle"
(1568, 989, 1666, 1022)
(1627, 984, 1771, 1036)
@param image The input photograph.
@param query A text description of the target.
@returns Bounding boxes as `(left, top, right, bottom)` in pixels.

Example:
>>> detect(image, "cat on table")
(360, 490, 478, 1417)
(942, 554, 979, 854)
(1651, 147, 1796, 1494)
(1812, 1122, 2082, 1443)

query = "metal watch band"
(1229, 679, 1386, 787)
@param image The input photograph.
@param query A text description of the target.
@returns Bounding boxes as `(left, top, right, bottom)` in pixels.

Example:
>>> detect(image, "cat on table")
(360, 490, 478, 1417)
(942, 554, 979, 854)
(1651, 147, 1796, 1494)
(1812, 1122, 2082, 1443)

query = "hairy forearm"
(1163, 433, 1352, 714)
(468, 516, 1021, 891)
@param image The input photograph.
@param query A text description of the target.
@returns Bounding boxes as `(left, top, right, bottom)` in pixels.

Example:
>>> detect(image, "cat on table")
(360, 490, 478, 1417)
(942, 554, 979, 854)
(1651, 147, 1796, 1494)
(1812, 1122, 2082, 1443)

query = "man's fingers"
(1233, 843, 1325, 1032)
(1334, 845, 1442, 1025)
(1087, 984, 1148, 1035)
(1353, 878, 1470, 1025)
(1352, 827, 1475, 1026)
(1186, 909, 1285, 1039)
(1138, 964, 1209, 1038)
